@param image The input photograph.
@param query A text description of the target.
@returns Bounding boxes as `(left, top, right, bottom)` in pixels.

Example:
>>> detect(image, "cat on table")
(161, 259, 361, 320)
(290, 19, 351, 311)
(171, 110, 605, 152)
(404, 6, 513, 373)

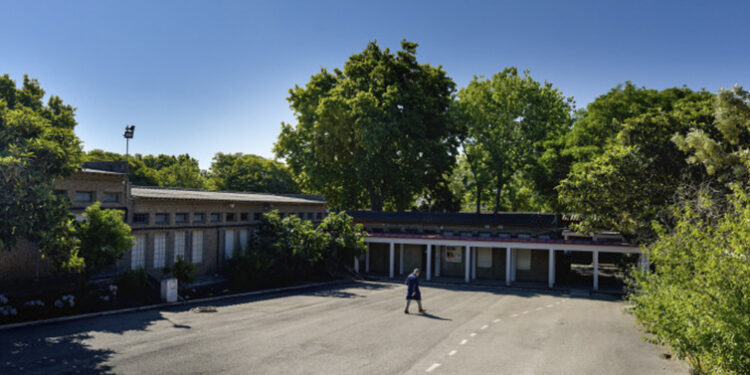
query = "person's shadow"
(415, 311, 451, 321)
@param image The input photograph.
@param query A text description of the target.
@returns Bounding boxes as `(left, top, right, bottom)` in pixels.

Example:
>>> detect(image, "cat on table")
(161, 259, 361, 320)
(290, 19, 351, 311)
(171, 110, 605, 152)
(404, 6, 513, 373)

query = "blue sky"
(2, 0, 748, 169)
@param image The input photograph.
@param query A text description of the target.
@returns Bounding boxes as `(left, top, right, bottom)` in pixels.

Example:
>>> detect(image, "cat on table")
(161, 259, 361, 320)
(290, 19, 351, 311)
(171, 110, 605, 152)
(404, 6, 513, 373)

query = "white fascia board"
(363, 236, 641, 254)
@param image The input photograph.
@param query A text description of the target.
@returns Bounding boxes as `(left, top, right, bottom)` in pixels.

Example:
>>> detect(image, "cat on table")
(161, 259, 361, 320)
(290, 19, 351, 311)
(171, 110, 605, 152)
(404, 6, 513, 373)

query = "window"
(133, 213, 149, 225)
(192, 231, 203, 263)
(193, 213, 205, 223)
(210, 213, 221, 223)
(239, 229, 248, 252)
(74, 191, 93, 203)
(174, 232, 186, 262)
(307, 212, 314, 220)
(153, 233, 166, 269)
(240, 213, 249, 221)
(297, 213, 304, 219)
(175, 213, 188, 224)
(102, 192, 119, 203)
(226, 213, 235, 222)
(477, 247, 492, 268)
(316, 212, 324, 220)
(224, 230, 234, 259)
(131, 234, 146, 270)
(155, 214, 169, 225)
(253, 212, 262, 221)
(517, 249, 532, 271)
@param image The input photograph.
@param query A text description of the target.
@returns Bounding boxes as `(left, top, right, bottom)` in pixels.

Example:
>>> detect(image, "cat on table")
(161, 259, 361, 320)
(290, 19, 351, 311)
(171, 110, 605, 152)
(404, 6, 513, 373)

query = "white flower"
(68, 300, 75, 308)
(0, 294, 8, 304)
(99, 295, 110, 302)
(10, 308, 17, 315)
(54, 300, 64, 308)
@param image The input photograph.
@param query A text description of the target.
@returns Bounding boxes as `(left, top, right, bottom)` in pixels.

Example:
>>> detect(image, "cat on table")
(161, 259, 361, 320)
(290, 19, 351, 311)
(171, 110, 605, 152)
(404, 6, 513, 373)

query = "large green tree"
(457, 68, 573, 213)
(85, 150, 205, 188)
(274, 40, 461, 211)
(558, 86, 714, 242)
(207, 152, 298, 193)
(0, 74, 83, 269)
(76, 202, 134, 278)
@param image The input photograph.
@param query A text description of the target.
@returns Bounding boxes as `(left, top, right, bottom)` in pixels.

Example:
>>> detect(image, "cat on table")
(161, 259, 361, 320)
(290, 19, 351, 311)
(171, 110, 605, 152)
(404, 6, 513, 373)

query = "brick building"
(0, 162, 327, 285)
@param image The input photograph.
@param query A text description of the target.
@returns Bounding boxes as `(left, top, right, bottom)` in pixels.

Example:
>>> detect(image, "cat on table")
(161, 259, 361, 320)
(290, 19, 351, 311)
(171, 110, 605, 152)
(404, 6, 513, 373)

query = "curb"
(0, 279, 351, 331)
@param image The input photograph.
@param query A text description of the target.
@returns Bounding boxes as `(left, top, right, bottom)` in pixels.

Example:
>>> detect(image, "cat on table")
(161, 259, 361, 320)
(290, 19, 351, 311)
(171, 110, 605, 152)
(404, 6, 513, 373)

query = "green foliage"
(558, 86, 714, 241)
(457, 68, 573, 213)
(0, 74, 84, 270)
(117, 268, 148, 299)
(170, 256, 196, 291)
(76, 202, 134, 276)
(629, 187, 750, 374)
(206, 152, 298, 193)
(228, 210, 365, 290)
(84, 150, 206, 188)
(275, 40, 461, 211)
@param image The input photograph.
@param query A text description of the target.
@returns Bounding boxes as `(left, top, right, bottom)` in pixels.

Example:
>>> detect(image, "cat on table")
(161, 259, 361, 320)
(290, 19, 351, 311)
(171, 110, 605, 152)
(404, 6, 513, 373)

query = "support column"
(365, 248, 370, 273)
(435, 246, 441, 277)
(511, 249, 517, 282)
(505, 248, 511, 286)
(426, 244, 432, 281)
(593, 250, 599, 291)
(354, 256, 360, 273)
(471, 248, 477, 280)
(548, 248, 555, 288)
(465, 245, 471, 283)
(389, 242, 395, 279)
(639, 251, 649, 272)
(399, 244, 404, 275)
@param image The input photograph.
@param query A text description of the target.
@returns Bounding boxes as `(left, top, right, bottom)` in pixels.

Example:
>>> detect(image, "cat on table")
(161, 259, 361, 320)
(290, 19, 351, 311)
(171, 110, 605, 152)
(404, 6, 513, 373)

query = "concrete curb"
(0, 279, 351, 332)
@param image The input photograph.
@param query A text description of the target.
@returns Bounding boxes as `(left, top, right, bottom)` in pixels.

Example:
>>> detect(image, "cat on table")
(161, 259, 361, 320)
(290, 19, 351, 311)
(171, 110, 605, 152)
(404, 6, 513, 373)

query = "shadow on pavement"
(414, 311, 451, 321)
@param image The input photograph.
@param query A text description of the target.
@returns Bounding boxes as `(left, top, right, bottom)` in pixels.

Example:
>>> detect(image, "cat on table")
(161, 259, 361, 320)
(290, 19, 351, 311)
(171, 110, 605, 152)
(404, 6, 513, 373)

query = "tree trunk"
(475, 182, 481, 214)
(369, 189, 383, 212)
(494, 171, 502, 214)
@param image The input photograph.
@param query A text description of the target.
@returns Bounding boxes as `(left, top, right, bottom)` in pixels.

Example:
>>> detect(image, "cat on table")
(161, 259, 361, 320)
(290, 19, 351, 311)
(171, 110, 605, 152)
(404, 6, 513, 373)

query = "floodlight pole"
(124, 125, 135, 167)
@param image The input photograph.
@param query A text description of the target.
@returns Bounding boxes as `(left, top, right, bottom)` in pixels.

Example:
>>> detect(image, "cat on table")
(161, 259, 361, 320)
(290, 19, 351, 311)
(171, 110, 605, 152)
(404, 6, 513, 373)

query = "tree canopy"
(275, 40, 461, 211)
(206, 152, 298, 193)
(0, 74, 83, 269)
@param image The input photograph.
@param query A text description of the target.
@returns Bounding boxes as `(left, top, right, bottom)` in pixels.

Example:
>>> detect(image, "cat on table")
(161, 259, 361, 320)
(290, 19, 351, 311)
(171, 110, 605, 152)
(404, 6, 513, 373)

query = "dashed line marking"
(511, 313, 519, 318)
(460, 339, 468, 345)
(426, 363, 441, 372)
(470, 332, 476, 337)
(522, 311, 529, 315)
(546, 304, 554, 308)
(493, 318, 501, 323)
(448, 350, 457, 356)
(480, 324, 488, 330)
(535, 307, 543, 311)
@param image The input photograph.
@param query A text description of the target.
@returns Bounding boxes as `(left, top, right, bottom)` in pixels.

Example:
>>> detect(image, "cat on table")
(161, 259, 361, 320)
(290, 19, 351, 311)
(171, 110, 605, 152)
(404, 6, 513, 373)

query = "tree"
(76, 202, 134, 278)
(207, 153, 298, 193)
(0, 74, 84, 270)
(629, 187, 750, 374)
(85, 150, 205, 188)
(457, 68, 573, 213)
(275, 40, 461, 211)
(558, 86, 714, 242)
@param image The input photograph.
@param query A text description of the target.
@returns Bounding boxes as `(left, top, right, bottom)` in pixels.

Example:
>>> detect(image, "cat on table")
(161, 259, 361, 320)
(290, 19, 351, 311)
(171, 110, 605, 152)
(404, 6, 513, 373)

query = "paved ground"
(1, 281, 687, 374)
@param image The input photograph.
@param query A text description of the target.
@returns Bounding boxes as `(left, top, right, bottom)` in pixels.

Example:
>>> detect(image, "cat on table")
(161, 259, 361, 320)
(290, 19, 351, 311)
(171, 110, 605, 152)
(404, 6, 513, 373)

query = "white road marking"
(480, 325, 488, 330)
(426, 363, 441, 372)
(535, 307, 543, 311)
(470, 332, 476, 337)
(522, 311, 529, 315)
(493, 318, 501, 323)
(546, 304, 554, 308)
(511, 313, 519, 318)
(448, 350, 457, 356)
(460, 339, 468, 345)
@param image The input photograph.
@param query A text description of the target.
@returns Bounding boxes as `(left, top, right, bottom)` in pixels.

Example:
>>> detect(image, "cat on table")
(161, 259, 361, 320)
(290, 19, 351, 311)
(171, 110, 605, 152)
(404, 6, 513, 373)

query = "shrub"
(117, 268, 148, 299)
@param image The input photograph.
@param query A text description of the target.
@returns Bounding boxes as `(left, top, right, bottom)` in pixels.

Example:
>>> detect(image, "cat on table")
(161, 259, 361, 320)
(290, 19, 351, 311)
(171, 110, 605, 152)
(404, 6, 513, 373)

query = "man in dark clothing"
(405, 268, 425, 314)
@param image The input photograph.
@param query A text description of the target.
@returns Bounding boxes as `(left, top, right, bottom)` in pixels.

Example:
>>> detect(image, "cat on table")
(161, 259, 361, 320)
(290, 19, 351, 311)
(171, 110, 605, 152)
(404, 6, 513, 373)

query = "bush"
(170, 256, 196, 293)
(628, 188, 750, 374)
(117, 268, 148, 299)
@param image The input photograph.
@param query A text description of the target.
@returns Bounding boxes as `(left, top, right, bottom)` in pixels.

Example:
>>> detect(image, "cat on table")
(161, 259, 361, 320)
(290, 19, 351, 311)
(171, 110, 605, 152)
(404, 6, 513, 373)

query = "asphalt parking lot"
(0, 281, 687, 374)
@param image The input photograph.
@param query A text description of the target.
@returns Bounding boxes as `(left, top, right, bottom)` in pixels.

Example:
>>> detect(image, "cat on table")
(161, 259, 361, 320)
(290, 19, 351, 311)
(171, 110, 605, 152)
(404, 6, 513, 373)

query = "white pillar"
(435, 246, 441, 277)
(505, 248, 511, 286)
(464, 245, 471, 283)
(548, 248, 555, 288)
(426, 244, 432, 281)
(354, 256, 360, 273)
(389, 242, 395, 279)
(471, 248, 477, 280)
(365, 248, 370, 273)
(399, 243, 404, 275)
(639, 251, 649, 272)
(593, 250, 599, 291)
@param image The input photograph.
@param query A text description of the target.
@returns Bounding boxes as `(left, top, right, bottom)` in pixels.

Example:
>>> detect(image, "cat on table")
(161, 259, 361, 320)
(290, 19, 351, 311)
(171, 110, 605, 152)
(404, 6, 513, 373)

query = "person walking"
(405, 268, 425, 314)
